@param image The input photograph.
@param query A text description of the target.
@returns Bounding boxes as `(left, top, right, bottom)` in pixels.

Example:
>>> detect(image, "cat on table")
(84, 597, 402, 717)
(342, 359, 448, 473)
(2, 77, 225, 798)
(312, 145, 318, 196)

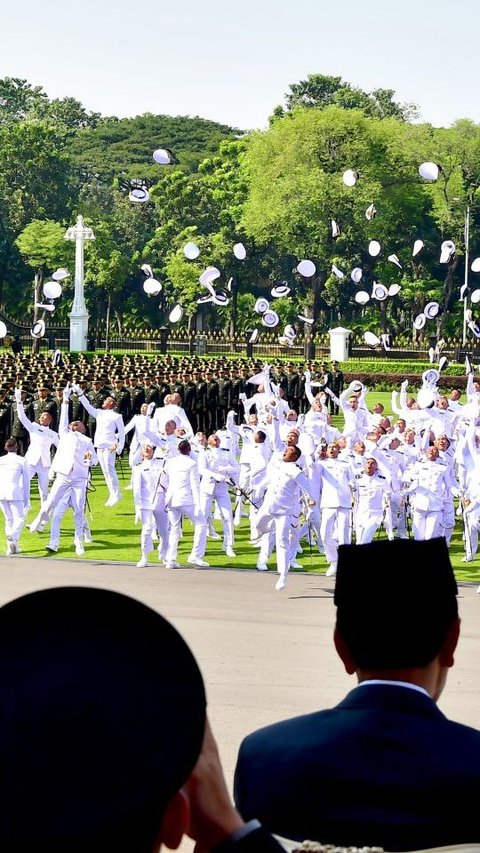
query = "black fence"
(1, 328, 476, 364)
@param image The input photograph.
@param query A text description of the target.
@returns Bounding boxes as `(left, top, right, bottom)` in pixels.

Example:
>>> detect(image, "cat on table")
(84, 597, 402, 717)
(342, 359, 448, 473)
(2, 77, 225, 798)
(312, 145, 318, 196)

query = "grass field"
(4, 389, 479, 583)
(10, 468, 479, 583)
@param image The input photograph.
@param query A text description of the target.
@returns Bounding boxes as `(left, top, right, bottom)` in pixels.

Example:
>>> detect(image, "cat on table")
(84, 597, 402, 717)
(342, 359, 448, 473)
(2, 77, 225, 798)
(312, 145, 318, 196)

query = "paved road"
(2, 557, 480, 797)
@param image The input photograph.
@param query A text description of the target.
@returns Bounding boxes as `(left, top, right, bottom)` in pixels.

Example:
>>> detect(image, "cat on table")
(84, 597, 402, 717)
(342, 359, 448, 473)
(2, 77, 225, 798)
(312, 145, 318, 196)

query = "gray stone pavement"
(2, 556, 480, 802)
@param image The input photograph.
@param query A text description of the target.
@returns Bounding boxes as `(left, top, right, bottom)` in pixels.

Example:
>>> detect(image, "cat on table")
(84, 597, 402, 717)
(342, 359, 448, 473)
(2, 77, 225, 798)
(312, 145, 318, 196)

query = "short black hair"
(335, 539, 458, 670)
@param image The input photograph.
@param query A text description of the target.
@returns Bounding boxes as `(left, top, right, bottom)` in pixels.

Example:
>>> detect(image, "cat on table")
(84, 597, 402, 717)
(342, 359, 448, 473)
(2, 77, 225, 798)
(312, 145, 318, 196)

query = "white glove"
(71, 383, 82, 396)
(304, 370, 311, 382)
(401, 379, 409, 392)
(146, 402, 155, 417)
(14, 388, 22, 404)
(63, 383, 72, 403)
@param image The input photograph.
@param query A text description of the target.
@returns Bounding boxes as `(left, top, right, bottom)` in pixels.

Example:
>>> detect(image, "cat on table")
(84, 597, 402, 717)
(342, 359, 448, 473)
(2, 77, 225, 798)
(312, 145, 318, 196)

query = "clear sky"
(1, 0, 479, 131)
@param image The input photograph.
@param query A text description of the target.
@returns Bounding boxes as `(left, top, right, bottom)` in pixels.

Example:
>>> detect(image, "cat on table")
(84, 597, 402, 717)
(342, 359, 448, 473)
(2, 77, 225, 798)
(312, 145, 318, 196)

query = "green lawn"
(3, 385, 475, 580)
(8, 456, 480, 584)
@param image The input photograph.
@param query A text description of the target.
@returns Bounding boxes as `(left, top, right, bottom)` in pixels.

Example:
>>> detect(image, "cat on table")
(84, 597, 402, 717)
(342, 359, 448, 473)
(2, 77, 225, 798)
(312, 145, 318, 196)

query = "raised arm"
(73, 387, 97, 420)
(14, 390, 35, 433)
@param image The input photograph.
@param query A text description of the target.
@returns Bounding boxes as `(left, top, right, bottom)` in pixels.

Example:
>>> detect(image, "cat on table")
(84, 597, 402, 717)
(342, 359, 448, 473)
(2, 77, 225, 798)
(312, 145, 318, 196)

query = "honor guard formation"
(0, 349, 479, 589)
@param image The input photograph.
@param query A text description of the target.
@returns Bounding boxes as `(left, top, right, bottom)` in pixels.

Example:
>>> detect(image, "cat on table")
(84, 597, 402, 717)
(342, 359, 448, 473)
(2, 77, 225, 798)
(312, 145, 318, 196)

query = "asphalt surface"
(1, 557, 480, 849)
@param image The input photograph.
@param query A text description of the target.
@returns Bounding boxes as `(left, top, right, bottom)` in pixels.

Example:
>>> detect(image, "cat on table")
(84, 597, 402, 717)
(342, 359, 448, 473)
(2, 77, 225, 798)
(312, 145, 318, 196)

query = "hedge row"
(342, 360, 466, 376)
(344, 372, 469, 391)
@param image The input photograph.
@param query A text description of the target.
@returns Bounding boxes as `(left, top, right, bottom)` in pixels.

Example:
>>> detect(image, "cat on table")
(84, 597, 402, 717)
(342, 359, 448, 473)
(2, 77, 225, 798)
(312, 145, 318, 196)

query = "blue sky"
(2, 0, 479, 130)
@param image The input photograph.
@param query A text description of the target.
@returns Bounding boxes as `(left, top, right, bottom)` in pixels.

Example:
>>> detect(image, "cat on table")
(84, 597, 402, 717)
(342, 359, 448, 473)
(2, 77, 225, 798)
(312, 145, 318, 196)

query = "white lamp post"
(65, 215, 95, 352)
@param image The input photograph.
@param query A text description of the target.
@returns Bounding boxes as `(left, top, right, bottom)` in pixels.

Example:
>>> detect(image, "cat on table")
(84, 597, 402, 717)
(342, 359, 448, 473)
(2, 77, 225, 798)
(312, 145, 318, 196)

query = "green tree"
(279, 74, 418, 121)
(0, 77, 47, 124)
(15, 219, 73, 349)
(242, 106, 437, 334)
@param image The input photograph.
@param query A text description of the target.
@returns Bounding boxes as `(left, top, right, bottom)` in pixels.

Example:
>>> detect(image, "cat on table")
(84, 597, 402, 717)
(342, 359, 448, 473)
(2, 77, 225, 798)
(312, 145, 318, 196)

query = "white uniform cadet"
(319, 445, 355, 576)
(124, 404, 155, 467)
(76, 390, 125, 506)
(29, 391, 97, 556)
(0, 440, 30, 554)
(198, 437, 239, 558)
(353, 459, 391, 544)
(16, 398, 59, 502)
(163, 442, 208, 569)
(405, 447, 452, 541)
(256, 446, 314, 591)
(132, 445, 169, 567)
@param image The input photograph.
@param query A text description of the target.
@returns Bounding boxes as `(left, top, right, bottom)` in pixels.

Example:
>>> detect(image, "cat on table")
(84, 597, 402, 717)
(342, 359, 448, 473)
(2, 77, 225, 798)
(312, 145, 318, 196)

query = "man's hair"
(4, 438, 17, 452)
(335, 539, 458, 670)
(178, 439, 191, 455)
(0, 587, 206, 851)
(286, 445, 301, 461)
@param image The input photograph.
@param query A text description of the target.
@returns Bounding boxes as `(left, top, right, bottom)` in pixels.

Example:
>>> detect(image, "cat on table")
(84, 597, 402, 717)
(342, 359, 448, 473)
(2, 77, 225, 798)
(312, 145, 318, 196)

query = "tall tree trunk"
(105, 290, 111, 352)
(229, 287, 238, 338)
(114, 309, 123, 336)
(438, 256, 459, 337)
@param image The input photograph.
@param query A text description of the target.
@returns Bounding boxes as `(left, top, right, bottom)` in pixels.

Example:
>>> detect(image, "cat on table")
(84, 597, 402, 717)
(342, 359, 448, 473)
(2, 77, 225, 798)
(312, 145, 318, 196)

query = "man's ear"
(439, 617, 461, 669)
(155, 789, 190, 851)
(334, 627, 357, 675)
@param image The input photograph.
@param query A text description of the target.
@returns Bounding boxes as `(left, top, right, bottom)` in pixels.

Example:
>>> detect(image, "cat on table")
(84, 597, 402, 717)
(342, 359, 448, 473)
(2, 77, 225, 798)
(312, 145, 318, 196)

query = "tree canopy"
(0, 72, 479, 345)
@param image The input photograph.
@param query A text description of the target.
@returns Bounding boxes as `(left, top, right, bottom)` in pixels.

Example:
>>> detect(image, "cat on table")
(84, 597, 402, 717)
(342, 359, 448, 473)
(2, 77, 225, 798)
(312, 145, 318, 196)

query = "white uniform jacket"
(0, 453, 30, 503)
(51, 403, 97, 480)
(78, 396, 125, 452)
(164, 454, 200, 508)
(17, 401, 59, 465)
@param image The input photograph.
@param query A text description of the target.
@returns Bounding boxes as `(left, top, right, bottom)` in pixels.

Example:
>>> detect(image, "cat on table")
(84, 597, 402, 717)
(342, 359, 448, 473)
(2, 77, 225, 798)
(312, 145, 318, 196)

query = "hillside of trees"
(1, 73, 479, 345)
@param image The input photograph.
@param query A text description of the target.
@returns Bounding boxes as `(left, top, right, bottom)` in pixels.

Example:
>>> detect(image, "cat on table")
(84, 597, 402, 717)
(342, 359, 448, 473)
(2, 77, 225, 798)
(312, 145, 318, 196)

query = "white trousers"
(412, 509, 441, 540)
(320, 506, 351, 564)
(355, 511, 383, 544)
(234, 463, 250, 525)
(0, 500, 25, 544)
(200, 491, 234, 550)
(258, 513, 295, 580)
(97, 448, 121, 499)
(26, 462, 50, 502)
(165, 505, 207, 563)
(50, 491, 91, 549)
(138, 497, 169, 560)
(34, 474, 88, 543)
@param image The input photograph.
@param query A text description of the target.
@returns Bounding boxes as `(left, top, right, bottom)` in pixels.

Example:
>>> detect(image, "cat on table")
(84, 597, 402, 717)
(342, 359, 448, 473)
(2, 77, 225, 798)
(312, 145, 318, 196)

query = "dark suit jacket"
(234, 684, 480, 851)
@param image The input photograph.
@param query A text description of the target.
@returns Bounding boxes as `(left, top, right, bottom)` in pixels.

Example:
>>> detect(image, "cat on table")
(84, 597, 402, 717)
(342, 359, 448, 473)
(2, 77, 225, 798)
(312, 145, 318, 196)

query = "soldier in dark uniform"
(298, 371, 308, 414)
(327, 361, 344, 415)
(216, 368, 231, 429)
(204, 369, 219, 434)
(180, 370, 197, 432)
(154, 373, 171, 407)
(32, 384, 58, 426)
(85, 378, 110, 438)
(283, 365, 300, 412)
(229, 367, 243, 419)
(168, 371, 184, 403)
(0, 390, 11, 455)
(240, 367, 254, 399)
(112, 377, 132, 424)
(10, 389, 33, 456)
(193, 368, 207, 433)
(143, 376, 160, 408)
(129, 376, 145, 416)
